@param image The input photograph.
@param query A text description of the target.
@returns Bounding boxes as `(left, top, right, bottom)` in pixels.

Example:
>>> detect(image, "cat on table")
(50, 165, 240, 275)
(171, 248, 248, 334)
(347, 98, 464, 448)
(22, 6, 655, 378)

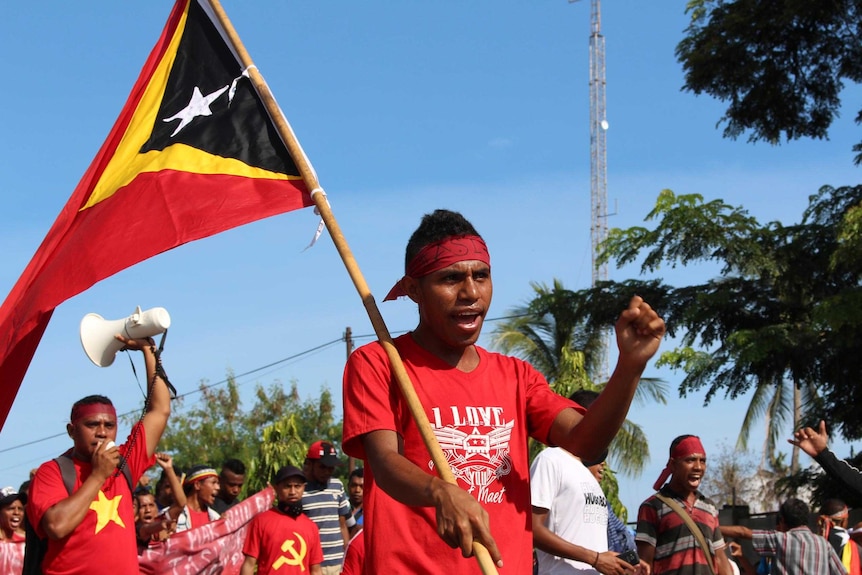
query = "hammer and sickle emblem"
(272, 532, 307, 571)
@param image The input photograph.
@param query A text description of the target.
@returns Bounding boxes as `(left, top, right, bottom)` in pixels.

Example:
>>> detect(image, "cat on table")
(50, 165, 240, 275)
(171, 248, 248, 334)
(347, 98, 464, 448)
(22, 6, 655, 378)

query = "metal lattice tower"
(587, 0, 610, 382)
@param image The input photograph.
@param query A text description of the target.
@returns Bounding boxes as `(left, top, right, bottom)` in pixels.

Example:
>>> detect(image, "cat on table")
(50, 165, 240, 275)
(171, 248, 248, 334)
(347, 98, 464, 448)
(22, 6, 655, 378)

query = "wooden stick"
(206, 2, 498, 573)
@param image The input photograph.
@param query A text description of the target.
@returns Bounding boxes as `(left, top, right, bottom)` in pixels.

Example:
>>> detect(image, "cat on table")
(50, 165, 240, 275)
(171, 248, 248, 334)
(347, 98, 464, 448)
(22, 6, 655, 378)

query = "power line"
(0, 312, 531, 455)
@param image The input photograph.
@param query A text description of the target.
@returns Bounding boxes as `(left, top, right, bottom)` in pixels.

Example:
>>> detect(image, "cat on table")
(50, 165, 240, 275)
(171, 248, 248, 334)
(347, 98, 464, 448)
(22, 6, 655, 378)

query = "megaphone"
(80, 306, 171, 367)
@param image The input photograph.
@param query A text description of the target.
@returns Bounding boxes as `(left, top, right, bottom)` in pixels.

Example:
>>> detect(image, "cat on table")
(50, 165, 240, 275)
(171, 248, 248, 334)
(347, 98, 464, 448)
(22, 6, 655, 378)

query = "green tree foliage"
(139, 372, 341, 495)
(595, 186, 862, 467)
(676, 0, 862, 164)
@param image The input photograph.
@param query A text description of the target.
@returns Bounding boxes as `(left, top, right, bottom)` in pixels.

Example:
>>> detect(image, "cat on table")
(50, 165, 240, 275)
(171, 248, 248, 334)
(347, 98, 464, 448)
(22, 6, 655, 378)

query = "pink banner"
(0, 541, 24, 575)
(138, 487, 274, 575)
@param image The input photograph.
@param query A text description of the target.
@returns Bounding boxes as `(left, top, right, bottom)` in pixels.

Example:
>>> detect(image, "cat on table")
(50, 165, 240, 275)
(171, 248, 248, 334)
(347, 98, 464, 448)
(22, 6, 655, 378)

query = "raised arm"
(155, 453, 186, 519)
(551, 296, 665, 461)
(362, 429, 502, 567)
(114, 335, 171, 457)
(789, 420, 862, 497)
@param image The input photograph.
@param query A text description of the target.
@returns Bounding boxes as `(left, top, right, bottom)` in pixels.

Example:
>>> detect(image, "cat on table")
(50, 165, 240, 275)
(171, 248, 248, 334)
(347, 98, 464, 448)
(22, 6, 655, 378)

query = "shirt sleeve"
(751, 530, 780, 554)
(27, 460, 67, 539)
(342, 342, 400, 459)
(635, 499, 659, 548)
(522, 359, 585, 444)
(241, 515, 262, 559)
(815, 448, 862, 498)
(528, 450, 558, 511)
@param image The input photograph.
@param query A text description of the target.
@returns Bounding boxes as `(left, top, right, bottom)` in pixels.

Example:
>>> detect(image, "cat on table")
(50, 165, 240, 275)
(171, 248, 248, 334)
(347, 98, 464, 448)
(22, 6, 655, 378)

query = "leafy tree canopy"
(677, 0, 862, 164)
(593, 186, 862, 444)
(126, 372, 341, 495)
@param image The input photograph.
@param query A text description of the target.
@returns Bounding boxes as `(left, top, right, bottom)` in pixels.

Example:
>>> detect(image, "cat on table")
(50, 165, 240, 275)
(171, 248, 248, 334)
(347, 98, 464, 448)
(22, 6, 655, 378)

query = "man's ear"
(66, 423, 75, 439)
(402, 276, 420, 303)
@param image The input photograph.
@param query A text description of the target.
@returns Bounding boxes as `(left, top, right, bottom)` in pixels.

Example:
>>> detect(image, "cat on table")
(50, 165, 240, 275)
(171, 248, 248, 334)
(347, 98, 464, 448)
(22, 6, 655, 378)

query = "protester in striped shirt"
(721, 498, 846, 575)
(301, 441, 352, 575)
(635, 435, 734, 575)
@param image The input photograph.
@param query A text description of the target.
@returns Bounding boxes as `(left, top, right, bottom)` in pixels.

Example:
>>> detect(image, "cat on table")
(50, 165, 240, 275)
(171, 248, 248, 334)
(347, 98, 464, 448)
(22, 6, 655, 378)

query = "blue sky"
(1, 1, 860, 519)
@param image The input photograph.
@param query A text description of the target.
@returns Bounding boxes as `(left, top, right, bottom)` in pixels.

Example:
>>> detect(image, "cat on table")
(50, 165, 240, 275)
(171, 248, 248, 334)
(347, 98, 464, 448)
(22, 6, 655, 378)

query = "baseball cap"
(0, 486, 24, 507)
(274, 465, 307, 484)
(306, 440, 340, 466)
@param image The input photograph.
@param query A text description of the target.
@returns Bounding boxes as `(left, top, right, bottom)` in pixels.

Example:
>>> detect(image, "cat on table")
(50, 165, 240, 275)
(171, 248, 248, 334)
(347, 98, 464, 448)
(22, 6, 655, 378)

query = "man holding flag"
(342, 209, 666, 574)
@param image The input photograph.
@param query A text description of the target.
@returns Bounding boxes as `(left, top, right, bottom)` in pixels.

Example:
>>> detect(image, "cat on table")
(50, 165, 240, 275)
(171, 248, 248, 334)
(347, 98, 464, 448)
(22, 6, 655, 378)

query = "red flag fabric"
(0, 0, 313, 430)
(138, 487, 274, 575)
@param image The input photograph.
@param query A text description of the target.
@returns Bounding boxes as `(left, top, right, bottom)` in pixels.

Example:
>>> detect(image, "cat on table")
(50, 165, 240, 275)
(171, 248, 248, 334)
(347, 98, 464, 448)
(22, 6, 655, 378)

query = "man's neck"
(665, 482, 698, 502)
(410, 330, 479, 371)
(188, 497, 206, 512)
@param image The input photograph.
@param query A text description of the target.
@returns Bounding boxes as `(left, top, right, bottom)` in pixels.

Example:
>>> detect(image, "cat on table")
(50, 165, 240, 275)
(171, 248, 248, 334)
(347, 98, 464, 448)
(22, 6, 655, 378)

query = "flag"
(0, 0, 314, 430)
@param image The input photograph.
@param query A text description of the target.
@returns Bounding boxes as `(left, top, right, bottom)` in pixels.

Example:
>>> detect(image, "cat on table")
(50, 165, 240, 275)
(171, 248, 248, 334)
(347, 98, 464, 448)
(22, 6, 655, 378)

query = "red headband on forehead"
(70, 403, 117, 425)
(383, 235, 490, 301)
(652, 436, 706, 491)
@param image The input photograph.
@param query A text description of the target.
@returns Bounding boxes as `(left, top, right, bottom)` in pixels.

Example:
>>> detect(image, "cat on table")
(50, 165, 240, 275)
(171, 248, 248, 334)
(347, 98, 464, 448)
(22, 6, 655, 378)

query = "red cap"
(306, 440, 339, 466)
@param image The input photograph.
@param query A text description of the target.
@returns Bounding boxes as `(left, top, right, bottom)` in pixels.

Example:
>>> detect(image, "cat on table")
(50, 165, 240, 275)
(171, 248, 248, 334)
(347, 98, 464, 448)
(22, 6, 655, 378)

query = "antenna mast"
(579, 0, 610, 382)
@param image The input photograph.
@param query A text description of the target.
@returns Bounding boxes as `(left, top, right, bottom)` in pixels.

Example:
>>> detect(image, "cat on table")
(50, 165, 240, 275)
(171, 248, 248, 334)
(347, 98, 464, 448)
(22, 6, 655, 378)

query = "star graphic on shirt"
(163, 85, 229, 137)
(89, 490, 125, 534)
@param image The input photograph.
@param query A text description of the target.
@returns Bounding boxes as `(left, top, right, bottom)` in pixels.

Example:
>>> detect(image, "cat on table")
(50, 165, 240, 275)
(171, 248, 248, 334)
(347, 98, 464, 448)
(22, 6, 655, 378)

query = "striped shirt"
(752, 526, 846, 575)
(302, 477, 351, 568)
(635, 487, 725, 575)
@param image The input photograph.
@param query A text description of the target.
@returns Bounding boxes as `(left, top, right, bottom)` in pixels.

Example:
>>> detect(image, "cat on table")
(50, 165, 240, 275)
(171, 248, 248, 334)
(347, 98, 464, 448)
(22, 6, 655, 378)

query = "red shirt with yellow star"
(27, 422, 154, 575)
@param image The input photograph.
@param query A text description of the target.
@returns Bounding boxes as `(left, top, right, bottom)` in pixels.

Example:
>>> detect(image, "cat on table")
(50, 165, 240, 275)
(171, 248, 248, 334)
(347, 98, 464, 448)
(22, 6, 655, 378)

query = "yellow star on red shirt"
(89, 490, 125, 534)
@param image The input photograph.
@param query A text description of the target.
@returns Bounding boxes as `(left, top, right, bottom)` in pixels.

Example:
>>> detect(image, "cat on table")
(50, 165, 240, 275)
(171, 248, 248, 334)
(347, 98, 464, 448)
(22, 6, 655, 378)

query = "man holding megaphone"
(26, 334, 172, 575)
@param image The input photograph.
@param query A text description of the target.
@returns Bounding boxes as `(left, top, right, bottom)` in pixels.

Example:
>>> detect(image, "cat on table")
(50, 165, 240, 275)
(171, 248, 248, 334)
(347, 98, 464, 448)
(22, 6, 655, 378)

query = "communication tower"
(575, 0, 610, 382)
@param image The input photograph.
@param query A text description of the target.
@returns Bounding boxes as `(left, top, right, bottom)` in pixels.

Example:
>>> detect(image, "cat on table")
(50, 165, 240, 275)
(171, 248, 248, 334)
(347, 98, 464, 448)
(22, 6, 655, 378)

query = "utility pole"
(345, 326, 356, 472)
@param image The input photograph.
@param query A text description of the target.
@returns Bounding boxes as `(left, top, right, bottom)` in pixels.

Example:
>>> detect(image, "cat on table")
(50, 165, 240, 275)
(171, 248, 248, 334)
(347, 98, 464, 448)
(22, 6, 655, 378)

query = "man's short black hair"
(404, 209, 481, 271)
(221, 458, 246, 476)
(349, 467, 364, 482)
(779, 498, 810, 529)
(820, 498, 847, 517)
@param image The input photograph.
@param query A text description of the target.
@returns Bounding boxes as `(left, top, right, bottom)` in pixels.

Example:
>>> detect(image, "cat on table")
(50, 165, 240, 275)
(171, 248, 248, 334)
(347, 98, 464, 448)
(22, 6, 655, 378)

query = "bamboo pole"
(206, 2, 498, 573)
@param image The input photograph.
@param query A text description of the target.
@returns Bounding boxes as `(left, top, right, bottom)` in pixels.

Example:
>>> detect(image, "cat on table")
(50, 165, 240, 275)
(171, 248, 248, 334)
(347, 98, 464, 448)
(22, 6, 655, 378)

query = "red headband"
(652, 436, 705, 491)
(384, 235, 490, 301)
(70, 403, 117, 426)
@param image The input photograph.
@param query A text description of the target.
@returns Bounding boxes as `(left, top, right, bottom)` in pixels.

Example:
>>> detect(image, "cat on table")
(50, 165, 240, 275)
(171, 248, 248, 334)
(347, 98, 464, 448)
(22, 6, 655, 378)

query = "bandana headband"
(70, 403, 117, 426)
(384, 235, 490, 301)
(183, 467, 218, 486)
(652, 436, 706, 491)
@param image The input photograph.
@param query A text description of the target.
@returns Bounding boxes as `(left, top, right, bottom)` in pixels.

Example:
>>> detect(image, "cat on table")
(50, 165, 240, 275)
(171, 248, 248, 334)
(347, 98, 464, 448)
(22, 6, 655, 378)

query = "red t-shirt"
(27, 423, 154, 575)
(342, 334, 581, 574)
(341, 529, 365, 575)
(242, 508, 323, 575)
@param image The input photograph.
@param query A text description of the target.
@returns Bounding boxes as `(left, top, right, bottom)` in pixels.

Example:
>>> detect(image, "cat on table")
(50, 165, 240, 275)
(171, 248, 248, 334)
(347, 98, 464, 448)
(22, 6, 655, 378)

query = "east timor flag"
(0, 0, 315, 430)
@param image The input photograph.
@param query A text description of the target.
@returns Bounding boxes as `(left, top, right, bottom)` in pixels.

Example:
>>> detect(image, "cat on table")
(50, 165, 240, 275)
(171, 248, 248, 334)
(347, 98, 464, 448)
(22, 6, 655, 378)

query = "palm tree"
(490, 279, 667, 477)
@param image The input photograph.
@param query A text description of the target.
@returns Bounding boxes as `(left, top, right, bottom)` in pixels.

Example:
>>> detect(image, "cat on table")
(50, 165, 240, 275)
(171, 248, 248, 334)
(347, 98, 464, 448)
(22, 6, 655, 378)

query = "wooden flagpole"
(206, 1, 498, 573)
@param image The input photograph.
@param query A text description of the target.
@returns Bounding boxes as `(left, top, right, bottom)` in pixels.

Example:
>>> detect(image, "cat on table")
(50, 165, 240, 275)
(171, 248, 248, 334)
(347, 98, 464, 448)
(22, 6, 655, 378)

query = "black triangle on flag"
(139, 0, 299, 177)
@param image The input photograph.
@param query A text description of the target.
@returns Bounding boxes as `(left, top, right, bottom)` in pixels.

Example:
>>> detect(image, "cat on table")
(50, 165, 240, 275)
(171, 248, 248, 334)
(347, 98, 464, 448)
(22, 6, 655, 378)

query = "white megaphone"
(80, 306, 171, 367)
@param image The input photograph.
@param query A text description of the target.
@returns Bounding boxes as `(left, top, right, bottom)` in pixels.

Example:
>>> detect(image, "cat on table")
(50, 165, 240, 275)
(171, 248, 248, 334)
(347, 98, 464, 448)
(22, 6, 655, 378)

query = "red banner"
(138, 487, 274, 575)
(0, 541, 24, 575)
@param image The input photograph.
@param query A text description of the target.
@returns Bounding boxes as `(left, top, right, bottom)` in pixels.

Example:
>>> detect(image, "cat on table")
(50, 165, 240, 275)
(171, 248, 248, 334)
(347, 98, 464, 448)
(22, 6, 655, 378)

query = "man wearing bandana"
(241, 465, 323, 575)
(635, 435, 733, 575)
(27, 336, 171, 575)
(173, 465, 221, 532)
(342, 209, 666, 574)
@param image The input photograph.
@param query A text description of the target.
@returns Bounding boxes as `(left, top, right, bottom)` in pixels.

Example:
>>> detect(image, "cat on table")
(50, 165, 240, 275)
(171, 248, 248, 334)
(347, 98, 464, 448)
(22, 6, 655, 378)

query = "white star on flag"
(163, 85, 229, 137)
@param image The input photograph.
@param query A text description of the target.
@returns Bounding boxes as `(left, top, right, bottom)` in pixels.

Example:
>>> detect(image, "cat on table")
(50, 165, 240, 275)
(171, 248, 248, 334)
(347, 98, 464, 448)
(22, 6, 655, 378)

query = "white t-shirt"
(530, 447, 609, 574)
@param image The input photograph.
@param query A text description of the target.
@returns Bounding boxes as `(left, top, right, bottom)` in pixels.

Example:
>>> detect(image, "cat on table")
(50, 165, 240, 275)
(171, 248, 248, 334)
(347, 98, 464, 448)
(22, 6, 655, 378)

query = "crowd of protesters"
(5, 209, 862, 575)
